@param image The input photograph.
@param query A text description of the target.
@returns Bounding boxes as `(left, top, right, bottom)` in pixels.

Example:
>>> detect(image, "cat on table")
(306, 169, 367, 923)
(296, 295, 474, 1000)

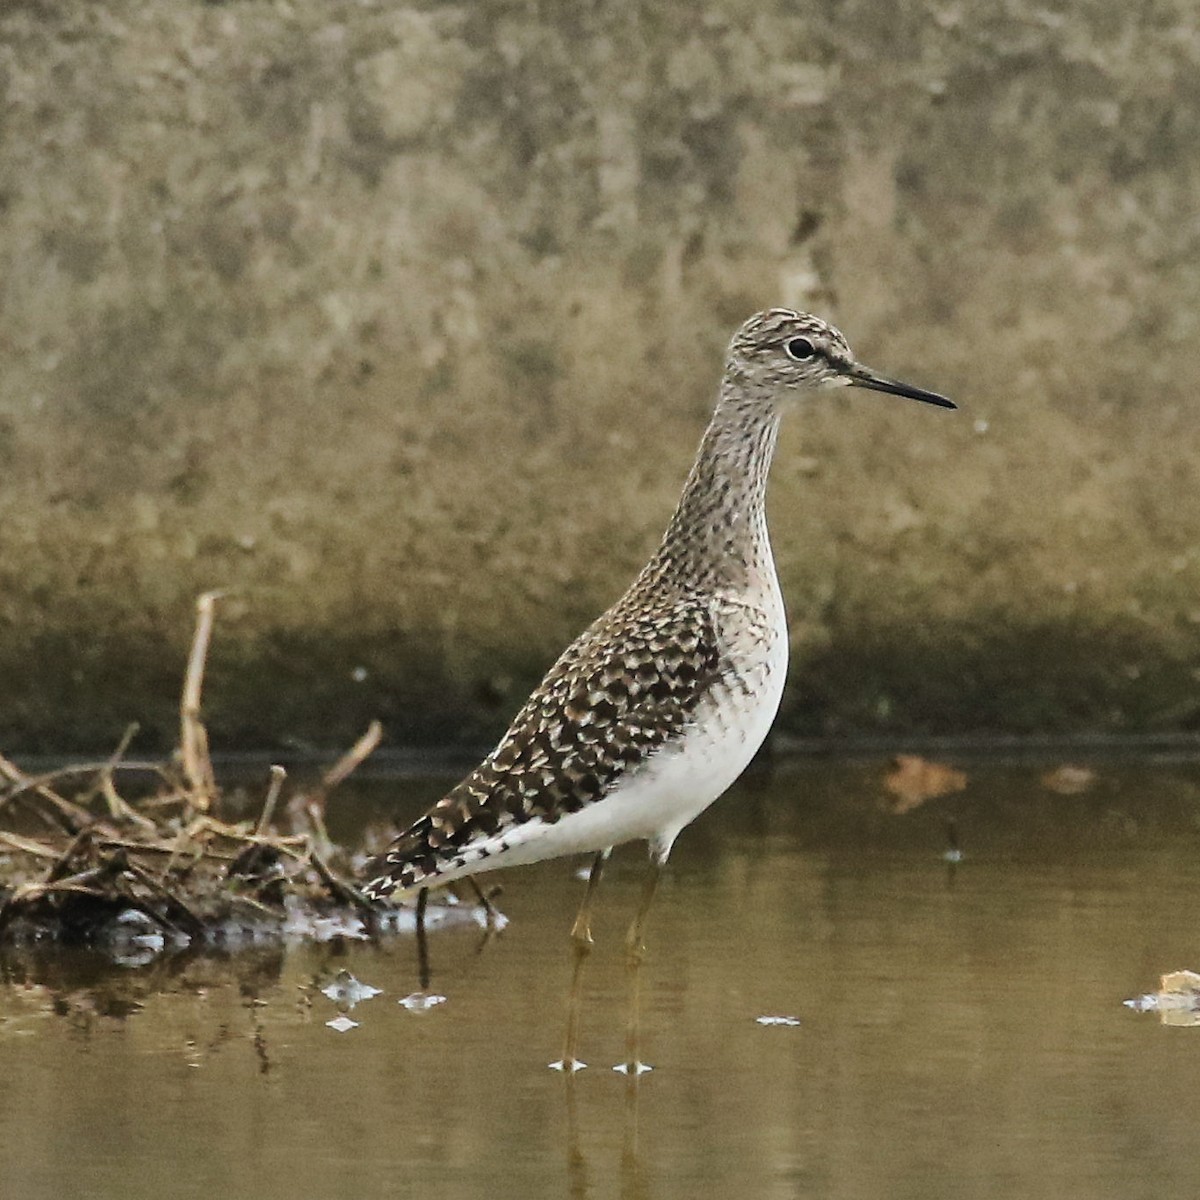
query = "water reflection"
(2, 762, 1200, 1200)
(562, 1069, 652, 1200)
(1124, 969, 1200, 1026)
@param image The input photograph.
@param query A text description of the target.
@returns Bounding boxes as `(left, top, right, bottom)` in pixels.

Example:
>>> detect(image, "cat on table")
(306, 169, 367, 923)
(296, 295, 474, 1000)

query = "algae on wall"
(1, 1, 1199, 751)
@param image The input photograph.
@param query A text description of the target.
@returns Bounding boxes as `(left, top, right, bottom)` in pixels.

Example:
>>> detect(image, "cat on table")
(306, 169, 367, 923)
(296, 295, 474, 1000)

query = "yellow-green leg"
(549, 849, 609, 1072)
(617, 851, 666, 1075)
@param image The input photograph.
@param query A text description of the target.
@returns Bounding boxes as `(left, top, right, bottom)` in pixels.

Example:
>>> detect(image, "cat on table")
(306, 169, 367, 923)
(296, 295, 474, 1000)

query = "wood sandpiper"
(362, 309, 954, 1071)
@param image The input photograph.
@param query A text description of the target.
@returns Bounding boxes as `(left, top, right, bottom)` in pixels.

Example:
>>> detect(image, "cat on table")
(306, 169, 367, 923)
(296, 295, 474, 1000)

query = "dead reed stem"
(180, 590, 221, 812)
(256, 765, 287, 837)
(321, 720, 383, 791)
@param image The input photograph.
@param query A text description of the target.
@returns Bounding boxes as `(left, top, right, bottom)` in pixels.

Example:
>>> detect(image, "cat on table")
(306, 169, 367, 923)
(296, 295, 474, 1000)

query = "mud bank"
(1, 2, 1199, 750)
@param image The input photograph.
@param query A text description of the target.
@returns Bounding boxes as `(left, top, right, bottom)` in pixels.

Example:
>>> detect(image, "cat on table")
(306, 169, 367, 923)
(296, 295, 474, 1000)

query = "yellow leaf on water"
(883, 755, 967, 814)
(1160, 970, 1200, 1028)
(1040, 765, 1096, 795)
(1160, 970, 1200, 996)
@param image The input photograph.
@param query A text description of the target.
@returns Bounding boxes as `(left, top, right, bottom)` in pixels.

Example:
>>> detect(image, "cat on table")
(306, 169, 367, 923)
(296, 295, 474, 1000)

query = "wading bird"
(362, 309, 953, 1071)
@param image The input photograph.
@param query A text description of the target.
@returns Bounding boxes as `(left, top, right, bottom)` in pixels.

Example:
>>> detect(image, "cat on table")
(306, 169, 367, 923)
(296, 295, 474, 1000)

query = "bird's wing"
(360, 597, 723, 896)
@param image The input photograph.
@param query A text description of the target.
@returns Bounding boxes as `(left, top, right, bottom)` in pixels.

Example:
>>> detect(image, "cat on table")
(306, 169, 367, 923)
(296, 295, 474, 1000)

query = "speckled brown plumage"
(361, 309, 953, 901)
(362, 587, 724, 894)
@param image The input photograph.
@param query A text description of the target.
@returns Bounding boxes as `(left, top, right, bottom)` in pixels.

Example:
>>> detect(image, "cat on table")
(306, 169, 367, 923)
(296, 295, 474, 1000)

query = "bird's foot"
(548, 1057, 588, 1073)
(612, 1060, 653, 1075)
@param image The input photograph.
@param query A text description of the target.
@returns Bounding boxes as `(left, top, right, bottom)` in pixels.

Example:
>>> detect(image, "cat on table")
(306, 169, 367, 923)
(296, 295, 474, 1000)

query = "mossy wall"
(1, 1, 1199, 751)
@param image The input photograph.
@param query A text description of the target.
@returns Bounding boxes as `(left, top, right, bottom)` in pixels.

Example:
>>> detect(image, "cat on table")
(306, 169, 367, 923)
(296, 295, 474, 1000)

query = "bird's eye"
(785, 337, 816, 361)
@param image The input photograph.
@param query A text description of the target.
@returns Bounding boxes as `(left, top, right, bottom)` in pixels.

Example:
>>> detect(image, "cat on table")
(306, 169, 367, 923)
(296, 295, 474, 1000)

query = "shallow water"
(3, 761, 1200, 1200)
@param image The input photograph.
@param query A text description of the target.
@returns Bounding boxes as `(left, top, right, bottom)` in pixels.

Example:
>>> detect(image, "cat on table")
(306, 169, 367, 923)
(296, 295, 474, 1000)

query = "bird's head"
(726, 309, 954, 410)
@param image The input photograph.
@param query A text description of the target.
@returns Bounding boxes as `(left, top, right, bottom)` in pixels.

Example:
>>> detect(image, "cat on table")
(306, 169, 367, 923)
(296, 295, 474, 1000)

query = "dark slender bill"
(848, 366, 956, 409)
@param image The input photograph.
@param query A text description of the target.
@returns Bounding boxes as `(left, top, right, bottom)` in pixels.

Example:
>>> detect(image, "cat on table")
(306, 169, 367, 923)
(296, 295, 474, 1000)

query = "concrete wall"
(1, 1, 1199, 750)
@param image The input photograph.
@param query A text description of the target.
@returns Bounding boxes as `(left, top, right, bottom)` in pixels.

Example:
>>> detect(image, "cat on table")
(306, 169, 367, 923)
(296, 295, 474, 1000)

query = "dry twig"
(181, 590, 222, 812)
(0, 752, 94, 832)
(321, 720, 383, 792)
(256, 766, 287, 837)
(310, 850, 373, 912)
(0, 831, 61, 860)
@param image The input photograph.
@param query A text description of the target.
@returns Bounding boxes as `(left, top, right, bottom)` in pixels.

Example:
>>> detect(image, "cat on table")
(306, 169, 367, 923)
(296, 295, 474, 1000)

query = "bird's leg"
(415, 886, 431, 991)
(466, 875, 502, 928)
(618, 849, 666, 1075)
(550, 849, 609, 1072)
(463, 875, 504, 956)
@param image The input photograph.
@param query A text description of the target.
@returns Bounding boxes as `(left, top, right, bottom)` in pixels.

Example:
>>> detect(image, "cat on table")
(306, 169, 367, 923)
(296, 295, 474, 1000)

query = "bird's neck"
(654, 390, 782, 592)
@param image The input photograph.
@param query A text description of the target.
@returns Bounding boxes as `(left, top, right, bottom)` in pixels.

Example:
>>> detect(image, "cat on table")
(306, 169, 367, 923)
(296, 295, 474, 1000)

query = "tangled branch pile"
(0, 593, 405, 960)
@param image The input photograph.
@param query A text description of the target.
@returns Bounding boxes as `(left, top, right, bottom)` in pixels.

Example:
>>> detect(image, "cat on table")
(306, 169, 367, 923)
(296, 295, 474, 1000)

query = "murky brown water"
(3, 761, 1200, 1199)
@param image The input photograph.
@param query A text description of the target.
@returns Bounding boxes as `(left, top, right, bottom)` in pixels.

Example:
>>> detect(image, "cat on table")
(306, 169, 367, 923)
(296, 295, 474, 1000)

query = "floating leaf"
(1040, 765, 1095, 795)
(883, 755, 967, 813)
(1123, 970, 1200, 1026)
